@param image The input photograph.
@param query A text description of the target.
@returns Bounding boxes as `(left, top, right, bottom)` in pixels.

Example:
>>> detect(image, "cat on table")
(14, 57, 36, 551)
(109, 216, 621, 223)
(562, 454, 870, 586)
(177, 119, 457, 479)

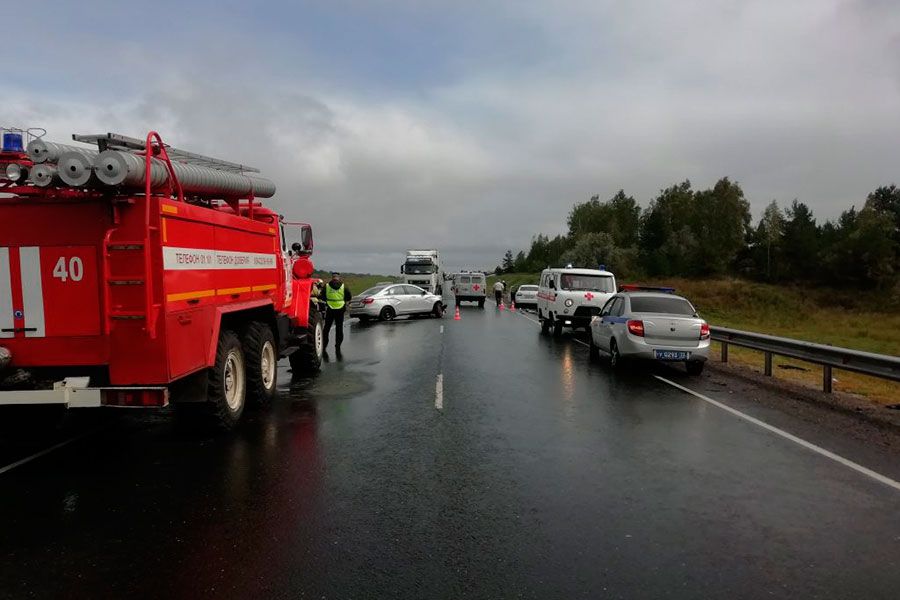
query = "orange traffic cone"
(499, 300, 506, 310)
(510, 301, 516, 312)
(454, 306, 461, 320)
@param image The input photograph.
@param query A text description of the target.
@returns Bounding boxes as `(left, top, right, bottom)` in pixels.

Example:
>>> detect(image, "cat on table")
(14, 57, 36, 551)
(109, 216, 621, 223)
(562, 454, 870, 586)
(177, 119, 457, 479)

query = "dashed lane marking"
(655, 375, 900, 493)
(435, 373, 444, 410)
(515, 311, 540, 325)
(440, 325, 444, 334)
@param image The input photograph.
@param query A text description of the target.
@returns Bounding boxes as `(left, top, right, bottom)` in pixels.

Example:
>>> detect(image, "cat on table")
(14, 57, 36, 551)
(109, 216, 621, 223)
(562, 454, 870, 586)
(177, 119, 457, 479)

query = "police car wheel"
(380, 306, 396, 321)
(609, 339, 622, 369)
(432, 302, 444, 318)
(686, 361, 705, 376)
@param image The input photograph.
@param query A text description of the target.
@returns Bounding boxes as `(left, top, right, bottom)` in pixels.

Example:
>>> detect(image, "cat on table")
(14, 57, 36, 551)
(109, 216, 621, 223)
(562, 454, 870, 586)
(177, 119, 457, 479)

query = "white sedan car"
(513, 284, 539, 308)
(589, 288, 710, 374)
(349, 284, 445, 322)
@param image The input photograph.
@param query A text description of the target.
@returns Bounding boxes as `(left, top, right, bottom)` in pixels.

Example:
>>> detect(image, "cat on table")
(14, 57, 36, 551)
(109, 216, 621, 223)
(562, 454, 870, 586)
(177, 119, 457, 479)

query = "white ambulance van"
(451, 272, 487, 308)
(537, 267, 617, 336)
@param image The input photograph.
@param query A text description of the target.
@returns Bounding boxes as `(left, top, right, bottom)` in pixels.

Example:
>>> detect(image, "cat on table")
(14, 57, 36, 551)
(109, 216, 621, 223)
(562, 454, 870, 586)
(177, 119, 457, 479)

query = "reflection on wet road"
(1, 303, 899, 599)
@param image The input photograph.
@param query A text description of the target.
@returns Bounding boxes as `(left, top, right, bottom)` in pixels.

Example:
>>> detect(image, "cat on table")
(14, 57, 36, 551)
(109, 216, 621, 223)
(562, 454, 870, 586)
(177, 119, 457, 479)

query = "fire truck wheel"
(244, 322, 278, 405)
(208, 329, 247, 429)
(290, 306, 323, 375)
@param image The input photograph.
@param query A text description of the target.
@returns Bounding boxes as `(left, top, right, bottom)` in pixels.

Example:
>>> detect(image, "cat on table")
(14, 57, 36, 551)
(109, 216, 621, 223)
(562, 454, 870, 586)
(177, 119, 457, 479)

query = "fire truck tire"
(289, 307, 323, 375)
(244, 322, 278, 405)
(208, 329, 247, 429)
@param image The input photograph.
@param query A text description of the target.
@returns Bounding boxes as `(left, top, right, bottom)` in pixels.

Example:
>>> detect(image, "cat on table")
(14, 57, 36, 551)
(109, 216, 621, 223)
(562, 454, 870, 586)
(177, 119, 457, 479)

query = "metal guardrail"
(711, 326, 900, 393)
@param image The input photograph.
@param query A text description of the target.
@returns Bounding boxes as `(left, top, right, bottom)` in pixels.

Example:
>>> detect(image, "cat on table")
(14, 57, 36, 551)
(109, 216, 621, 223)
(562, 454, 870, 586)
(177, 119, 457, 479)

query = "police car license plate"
(654, 350, 689, 361)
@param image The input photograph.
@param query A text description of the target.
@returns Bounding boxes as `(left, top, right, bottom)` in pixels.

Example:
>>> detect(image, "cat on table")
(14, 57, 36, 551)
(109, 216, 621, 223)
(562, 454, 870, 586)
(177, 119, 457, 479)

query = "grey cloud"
(6, 1, 900, 273)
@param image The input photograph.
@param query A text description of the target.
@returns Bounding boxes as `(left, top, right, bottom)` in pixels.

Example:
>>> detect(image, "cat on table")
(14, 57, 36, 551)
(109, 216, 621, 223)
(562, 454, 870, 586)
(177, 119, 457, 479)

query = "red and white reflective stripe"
(162, 247, 277, 271)
(0, 248, 13, 339)
(19, 247, 46, 338)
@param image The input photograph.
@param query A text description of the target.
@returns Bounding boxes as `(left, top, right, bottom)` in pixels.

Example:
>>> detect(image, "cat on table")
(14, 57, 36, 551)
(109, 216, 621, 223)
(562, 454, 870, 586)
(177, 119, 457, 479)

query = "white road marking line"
(515, 310, 591, 346)
(0, 430, 98, 476)
(440, 325, 444, 334)
(654, 375, 900, 493)
(515, 311, 540, 325)
(435, 373, 443, 410)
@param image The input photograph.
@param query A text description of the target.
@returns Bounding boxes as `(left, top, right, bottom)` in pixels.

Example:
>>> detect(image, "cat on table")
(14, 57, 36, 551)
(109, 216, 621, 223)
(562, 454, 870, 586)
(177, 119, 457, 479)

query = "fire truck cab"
(0, 129, 324, 429)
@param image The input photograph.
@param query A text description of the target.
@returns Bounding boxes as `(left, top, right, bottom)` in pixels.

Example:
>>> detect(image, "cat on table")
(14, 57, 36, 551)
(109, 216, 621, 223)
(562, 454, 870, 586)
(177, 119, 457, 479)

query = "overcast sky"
(6, 0, 899, 273)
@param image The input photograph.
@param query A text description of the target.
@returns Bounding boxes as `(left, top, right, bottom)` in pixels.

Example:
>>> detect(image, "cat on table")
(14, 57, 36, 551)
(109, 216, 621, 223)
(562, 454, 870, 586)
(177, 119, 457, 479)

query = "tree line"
(497, 179, 899, 290)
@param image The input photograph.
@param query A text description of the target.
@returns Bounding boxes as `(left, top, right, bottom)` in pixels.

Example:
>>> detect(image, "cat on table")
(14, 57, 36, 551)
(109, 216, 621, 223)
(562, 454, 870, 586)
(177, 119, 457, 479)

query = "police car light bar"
(619, 284, 677, 293)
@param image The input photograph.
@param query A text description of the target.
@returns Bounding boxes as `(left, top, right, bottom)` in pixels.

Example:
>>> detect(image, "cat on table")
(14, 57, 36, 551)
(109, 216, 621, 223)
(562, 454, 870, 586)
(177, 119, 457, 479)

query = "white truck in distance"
(401, 249, 444, 295)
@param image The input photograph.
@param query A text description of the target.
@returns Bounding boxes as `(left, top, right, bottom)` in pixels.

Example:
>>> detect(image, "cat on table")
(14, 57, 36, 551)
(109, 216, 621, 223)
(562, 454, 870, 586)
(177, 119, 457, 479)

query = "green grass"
(487, 272, 541, 292)
(313, 272, 399, 298)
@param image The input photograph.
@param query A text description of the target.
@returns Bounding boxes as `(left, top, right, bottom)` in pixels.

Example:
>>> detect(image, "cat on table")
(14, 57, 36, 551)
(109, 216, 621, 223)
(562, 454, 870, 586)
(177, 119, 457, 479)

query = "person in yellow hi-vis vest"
(319, 272, 352, 350)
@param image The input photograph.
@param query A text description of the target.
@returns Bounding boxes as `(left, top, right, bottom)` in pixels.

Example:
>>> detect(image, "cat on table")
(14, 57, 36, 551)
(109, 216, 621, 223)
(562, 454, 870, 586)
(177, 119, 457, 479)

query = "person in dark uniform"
(320, 272, 352, 350)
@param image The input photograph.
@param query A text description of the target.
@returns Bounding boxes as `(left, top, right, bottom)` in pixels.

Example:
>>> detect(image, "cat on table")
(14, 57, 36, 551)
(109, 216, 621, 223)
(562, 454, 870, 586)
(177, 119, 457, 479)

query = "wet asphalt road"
(1, 301, 899, 599)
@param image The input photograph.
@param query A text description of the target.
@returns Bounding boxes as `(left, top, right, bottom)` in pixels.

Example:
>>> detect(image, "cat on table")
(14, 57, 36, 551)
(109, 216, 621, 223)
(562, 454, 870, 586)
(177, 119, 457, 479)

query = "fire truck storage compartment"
(0, 201, 105, 340)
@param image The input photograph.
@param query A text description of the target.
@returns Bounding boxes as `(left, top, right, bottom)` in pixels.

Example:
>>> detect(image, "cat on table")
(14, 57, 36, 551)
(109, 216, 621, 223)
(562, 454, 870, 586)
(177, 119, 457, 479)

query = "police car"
(588, 286, 710, 374)
(537, 267, 617, 336)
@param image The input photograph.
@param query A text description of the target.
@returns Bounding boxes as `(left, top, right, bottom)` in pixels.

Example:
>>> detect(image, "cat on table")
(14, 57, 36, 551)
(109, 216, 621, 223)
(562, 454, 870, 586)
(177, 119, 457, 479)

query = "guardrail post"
(720, 341, 728, 363)
(764, 352, 773, 376)
(823, 365, 833, 393)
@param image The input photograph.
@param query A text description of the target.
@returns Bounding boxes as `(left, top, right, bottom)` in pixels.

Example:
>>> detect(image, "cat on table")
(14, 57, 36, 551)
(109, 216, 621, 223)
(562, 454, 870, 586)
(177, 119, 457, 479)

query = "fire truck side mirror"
(300, 225, 313, 254)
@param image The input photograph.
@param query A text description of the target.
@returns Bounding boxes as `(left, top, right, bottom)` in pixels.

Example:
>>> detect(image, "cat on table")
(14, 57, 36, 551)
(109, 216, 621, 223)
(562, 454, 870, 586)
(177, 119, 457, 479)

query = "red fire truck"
(0, 129, 324, 429)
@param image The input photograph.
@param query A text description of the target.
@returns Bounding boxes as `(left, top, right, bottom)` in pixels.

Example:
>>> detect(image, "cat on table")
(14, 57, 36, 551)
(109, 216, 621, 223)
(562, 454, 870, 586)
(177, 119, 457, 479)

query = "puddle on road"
(287, 368, 375, 402)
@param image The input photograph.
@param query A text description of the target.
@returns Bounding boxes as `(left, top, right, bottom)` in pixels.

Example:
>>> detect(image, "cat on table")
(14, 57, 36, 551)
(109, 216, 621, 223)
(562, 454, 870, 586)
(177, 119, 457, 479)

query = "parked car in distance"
(514, 284, 539, 308)
(589, 286, 710, 374)
(349, 284, 444, 322)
